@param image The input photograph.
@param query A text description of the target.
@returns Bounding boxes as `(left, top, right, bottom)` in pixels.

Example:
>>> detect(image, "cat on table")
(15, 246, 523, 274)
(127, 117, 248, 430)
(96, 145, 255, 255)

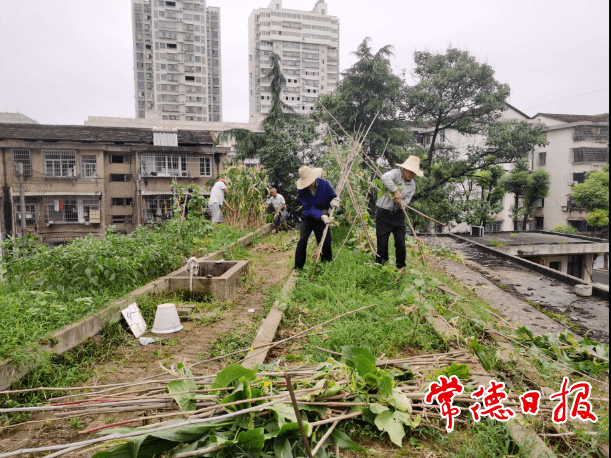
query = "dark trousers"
(376, 207, 407, 269)
(295, 216, 333, 269)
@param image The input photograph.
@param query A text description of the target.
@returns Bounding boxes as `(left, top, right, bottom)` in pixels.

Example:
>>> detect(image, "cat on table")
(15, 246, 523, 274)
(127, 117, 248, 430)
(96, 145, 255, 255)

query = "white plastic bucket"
(151, 303, 184, 334)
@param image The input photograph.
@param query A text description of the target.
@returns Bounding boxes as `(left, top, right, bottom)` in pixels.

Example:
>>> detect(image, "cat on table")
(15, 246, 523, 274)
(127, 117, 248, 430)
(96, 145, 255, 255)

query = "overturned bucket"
(151, 303, 184, 334)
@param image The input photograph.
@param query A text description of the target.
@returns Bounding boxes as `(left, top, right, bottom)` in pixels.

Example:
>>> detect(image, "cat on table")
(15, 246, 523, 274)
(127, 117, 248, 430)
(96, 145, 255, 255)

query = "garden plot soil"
(425, 236, 609, 343)
(0, 234, 295, 456)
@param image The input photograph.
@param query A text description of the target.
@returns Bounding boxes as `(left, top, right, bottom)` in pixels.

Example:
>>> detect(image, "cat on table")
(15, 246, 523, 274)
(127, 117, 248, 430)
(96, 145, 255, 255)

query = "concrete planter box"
(169, 261, 249, 300)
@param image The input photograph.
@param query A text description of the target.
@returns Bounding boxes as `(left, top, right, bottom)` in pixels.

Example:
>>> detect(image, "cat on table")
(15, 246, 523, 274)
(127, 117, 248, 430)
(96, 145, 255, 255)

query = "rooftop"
(0, 123, 215, 146)
(535, 113, 609, 123)
(463, 232, 600, 247)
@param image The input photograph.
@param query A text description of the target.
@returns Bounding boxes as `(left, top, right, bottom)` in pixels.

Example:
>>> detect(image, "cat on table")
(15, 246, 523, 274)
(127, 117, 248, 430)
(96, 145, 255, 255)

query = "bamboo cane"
(310, 113, 379, 281)
(285, 373, 314, 458)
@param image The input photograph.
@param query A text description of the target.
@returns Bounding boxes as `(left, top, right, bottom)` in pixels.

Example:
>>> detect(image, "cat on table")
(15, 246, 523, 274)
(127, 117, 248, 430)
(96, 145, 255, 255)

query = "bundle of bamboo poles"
(3, 348, 603, 458)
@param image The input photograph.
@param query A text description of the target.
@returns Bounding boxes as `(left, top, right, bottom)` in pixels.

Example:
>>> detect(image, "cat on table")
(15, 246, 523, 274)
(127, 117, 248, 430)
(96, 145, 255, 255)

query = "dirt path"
(0, 232, 296, 456)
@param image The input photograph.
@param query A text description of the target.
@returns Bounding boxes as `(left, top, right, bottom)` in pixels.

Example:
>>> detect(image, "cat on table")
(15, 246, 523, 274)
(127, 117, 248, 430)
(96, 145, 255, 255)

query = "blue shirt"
(297, 178, 337, 220)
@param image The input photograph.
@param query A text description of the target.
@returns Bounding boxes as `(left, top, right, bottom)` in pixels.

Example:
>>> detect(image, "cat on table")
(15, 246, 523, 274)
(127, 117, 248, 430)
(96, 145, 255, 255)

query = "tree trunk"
(513, 195, 520, 231)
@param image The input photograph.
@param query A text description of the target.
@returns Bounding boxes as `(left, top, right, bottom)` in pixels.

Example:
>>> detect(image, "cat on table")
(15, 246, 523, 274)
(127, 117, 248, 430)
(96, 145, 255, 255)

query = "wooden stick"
(285, 373, 314, 458)
(311, 410, 346, 456)
(0, 397, 290, 458)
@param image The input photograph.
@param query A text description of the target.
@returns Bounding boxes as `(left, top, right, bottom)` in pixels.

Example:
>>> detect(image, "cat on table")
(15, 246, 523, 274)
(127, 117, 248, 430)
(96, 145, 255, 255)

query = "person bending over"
(294, 166, 340, 270)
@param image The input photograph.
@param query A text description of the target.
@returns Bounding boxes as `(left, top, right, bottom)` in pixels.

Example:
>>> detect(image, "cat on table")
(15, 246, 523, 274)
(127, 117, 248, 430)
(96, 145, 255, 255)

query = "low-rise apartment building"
(412, 104, 534, 233)
(0, 124, 229, 244)
(531, 113, 609, 232)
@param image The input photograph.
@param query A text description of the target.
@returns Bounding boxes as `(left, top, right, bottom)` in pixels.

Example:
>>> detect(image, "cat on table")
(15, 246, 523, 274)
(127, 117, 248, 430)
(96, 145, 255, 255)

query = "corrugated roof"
(0, 123, 215, 146)
(535, 113, 609, 123)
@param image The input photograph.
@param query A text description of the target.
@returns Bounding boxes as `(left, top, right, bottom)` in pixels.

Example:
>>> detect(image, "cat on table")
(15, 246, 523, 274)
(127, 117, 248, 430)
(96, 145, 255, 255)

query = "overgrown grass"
(0, 220, 249, 359)
(281, 228, 446, 361)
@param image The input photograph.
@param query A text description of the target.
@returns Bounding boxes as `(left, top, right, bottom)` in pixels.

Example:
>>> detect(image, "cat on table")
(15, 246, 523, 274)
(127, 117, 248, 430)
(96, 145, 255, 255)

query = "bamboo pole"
(285, 373, 314, 458)
(310, 113, 379, 281)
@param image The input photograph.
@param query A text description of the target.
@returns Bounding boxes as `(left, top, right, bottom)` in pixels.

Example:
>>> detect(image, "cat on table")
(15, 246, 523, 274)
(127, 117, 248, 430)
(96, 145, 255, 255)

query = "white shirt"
(266, 193, 286, 211)
(209, 181, 227, 205)
(376, 169, 416, 210)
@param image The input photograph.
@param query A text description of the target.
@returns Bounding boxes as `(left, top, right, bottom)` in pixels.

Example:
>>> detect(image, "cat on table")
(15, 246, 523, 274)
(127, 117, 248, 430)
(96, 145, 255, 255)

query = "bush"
(550, 224, 579, 235)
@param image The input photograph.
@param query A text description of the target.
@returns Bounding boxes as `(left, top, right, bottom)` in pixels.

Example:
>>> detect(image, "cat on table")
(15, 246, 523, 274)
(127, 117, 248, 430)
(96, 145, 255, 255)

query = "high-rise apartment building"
(131, 0, 223, 122)
(248, 0, 340, 119)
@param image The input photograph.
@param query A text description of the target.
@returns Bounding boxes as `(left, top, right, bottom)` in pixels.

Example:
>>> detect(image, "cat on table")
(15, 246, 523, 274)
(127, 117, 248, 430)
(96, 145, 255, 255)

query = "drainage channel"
(423, 234, 609, 343)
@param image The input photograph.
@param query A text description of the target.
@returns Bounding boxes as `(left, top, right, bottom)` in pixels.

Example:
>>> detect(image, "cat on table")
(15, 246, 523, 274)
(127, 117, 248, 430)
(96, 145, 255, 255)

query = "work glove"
(321, 215, 334, 225)
(330, 197, 341, 208)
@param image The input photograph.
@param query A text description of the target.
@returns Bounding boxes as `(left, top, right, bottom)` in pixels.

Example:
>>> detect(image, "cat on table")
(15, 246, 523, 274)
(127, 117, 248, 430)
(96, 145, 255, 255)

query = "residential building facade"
(0, 124, 229, 244)
(531, 113, 609, 232)
(131, 0, 223, 123)
(248, 0, 340, 120)
(413, 104, 534, 233)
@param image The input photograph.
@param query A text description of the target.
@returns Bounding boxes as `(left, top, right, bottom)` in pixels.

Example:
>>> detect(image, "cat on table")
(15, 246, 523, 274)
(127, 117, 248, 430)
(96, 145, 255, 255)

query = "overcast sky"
(0, 0, 608, 125)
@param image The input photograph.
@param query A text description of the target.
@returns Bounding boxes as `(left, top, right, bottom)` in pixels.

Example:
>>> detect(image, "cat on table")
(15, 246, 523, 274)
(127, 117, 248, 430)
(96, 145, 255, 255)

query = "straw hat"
(397, 156, 424, 178)
(296, 166, 323, 190)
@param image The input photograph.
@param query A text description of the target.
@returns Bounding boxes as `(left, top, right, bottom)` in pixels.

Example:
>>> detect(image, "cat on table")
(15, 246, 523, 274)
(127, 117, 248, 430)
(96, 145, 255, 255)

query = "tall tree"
(502, 158, 551, 231)
(404, 47, 511, 166)
(318, 38, 415, 165)
(463, 165, 507, 228)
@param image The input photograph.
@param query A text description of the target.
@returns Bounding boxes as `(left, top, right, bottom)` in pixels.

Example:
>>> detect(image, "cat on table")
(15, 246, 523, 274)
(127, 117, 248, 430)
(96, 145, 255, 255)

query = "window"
(200, 157, 212, 177)
(549, 261, 562, 271)
(567, 254, 584, 279)
(44, 197, 101, 224)
(110, 155, 131, 164)
(535, 217, 544, 230)
(484, 222, 502, 232)
(15, 203, 36, 225)
(139, 153, 190, 177)
(110, 174, 133, 182)
(538, 152, 547, 166)
(12, 149, 31, 176)
(112, 216, 130, 224)
(112, 198, 134, 206)
(143, 195, 174, 223)
(573, 125, 609, 141)
(573, 172, 586, 184)
(43, 150, 76, 178)
(570, 148, 609, 163)
(81, 155, 97, 178)
(165, 1, 176, 6)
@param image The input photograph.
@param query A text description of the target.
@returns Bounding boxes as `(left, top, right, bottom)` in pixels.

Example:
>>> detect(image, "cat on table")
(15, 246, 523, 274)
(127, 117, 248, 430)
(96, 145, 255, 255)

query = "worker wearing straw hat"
(375, 156, 424, 271)
(294, 165, 340, 270)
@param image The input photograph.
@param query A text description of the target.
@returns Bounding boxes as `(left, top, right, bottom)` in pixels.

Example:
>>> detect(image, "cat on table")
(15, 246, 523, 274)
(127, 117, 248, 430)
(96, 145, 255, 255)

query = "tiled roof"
(0, 123, 215, 146)
(535, 113, 609, 123)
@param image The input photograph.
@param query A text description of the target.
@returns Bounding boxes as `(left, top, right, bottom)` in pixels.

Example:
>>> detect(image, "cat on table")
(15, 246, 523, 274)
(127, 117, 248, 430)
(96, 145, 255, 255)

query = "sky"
(0, 0, 608, 125)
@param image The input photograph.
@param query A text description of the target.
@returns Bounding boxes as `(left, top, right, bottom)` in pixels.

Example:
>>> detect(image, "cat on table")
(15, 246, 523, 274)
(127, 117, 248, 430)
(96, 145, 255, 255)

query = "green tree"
(502, 158, 551, 231)
(462, 166, 507, 228)
(317, 38, 415, 165)
(404, 47, 511, 166)
(572, 165, 610, 228)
